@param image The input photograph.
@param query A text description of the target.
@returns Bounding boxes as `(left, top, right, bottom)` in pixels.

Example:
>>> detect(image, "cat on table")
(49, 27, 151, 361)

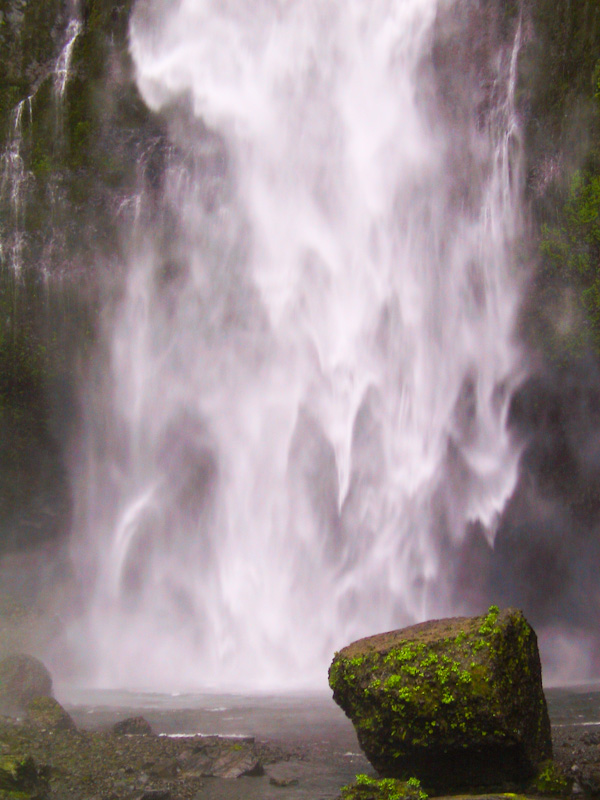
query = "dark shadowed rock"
(26, 696, 76, 732)
(135, 791, 171, 800)
(0, 654, 52, 714)
(265, 760, 306, 786)
(0, 753, 50, 799)
(329, 607, 552, 793)
(112, 716, 154, 735)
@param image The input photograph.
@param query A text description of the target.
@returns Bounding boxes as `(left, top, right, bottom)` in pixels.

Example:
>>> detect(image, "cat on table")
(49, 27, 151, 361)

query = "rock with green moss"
(328, 607, 552, 793)
(25, 696, 75, 733)
(0, 655, 52, 715)
(529, 760, 573, 797)
(0, 754, 49, 799)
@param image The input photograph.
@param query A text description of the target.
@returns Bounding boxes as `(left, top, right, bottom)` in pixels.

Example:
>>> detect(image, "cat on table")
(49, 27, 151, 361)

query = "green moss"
(530, 761, 572, 797)
(0, 755, 48, 797)
(341, 774, 428, 800)
(478, 605, 501, 636)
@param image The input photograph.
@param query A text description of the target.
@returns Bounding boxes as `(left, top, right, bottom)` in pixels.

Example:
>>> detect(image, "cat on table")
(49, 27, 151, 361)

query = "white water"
(70, 0, 525, 690)
(0, 98, 32, 275)
(55, 19, 82, 100)
(0, 13, 80, 276)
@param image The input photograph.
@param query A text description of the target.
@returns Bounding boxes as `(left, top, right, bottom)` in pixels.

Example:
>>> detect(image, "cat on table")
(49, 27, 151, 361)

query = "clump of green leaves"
(478, 605, 500, 636)
(531, 760, 572, 797)
(342, 774, 428, 800)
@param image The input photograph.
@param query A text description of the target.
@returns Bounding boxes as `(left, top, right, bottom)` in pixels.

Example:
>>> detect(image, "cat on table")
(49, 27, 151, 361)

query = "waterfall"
(0, 12, 80, 278)
(70, 0, 525, 690)
(0, 98, 32, 275)
(54, 19, 82, 101)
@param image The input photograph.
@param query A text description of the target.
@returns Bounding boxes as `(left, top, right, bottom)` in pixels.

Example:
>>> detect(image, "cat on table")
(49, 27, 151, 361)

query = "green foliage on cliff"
(522, 0, 600, 356)
(539, 168, 600, 351)
(0, 0, 162, 559)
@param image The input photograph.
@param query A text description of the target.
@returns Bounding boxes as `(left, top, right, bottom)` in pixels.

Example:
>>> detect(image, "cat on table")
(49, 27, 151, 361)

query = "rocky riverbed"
(1, 700, 600, 800)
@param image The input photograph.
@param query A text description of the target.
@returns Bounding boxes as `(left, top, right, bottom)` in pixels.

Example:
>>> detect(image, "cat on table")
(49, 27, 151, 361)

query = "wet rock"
(26, 696, 76, 732)
(329, 606, 552, 793)
(135, 791, 171, 800)
(180, 740, 263, 779)
(265, 760, 305, 786)
(0, 655, 53, 714)
(147, 757, 177, 779)
(112, 716, 154, 735)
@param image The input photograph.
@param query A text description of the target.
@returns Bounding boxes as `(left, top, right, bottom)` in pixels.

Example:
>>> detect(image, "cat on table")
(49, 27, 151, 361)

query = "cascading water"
(0, 12, 81, 276)
(54, 19, 82, 102)
(70, 0, 526, 690)
(0, 98, 32, 275)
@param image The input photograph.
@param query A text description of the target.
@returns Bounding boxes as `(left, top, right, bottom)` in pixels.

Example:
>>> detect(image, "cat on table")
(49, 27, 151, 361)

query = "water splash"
(70, 0, 526, 690)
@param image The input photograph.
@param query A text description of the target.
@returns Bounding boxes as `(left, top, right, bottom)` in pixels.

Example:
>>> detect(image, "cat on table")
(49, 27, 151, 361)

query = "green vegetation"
(0, 0, 166, 560)
(530, 761, 573, 797)
(539, 168, 600, 352)
(0, 753, 48, 798)
(341, 774, 428, 800)
(521, 0, 600, 357)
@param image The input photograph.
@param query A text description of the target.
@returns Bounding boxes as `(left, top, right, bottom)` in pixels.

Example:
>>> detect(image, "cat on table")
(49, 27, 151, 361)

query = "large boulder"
(328, 607, 552, 792)
(0, 654, 52, 714)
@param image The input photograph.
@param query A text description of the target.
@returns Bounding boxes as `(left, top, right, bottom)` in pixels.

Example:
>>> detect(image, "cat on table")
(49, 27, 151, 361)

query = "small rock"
(148, 758, 177, 779)
(265, 761, 305, 787)
(581, 731, 600, 746)
(26, 696, 76, 732)
(135, 791, 171, 800)
(180, 741, 263, 779)
(112, 716, 154, 735)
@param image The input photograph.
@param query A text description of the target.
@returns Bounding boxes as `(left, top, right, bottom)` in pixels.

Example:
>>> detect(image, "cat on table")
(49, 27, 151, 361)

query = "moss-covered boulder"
(0, 655, 52, 715)
(328, 607, 552, 793)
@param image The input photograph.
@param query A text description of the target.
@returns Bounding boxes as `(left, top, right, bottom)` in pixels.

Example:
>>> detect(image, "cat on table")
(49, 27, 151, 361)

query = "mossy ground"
(0, 718, 285, 800)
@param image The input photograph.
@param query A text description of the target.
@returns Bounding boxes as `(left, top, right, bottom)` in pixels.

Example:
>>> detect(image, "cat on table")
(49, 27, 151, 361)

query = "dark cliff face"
(0, 0, 165, 606)
(491, 0, 600, 677)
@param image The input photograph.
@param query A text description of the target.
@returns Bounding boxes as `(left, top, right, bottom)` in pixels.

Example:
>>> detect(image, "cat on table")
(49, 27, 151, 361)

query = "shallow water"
(61, 688, 371, 798)
(55, 684, 600, 798)
(546, 683, 600, 728)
